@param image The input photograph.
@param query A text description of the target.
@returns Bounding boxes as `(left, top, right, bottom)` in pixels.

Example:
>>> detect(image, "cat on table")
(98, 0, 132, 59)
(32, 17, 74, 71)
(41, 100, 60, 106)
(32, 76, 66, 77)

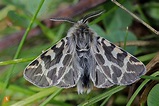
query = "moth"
(24, 10, 146, 94)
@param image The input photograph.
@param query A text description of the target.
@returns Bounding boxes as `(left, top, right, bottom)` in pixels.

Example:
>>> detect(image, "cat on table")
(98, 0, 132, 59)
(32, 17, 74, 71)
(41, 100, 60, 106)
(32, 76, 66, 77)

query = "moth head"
(50, 10, 104, 24)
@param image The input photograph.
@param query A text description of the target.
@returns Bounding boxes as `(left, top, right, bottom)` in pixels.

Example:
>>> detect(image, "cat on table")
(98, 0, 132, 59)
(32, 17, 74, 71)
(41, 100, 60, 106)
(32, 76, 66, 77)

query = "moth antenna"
(82, 10, 105, 24)
(50, 17, 76, 24)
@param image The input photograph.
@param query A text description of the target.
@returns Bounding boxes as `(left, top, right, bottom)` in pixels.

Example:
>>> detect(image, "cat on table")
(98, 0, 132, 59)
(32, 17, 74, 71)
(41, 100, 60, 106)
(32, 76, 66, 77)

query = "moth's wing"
(90, 36, 146, 88)
(24, 37, 80, 88)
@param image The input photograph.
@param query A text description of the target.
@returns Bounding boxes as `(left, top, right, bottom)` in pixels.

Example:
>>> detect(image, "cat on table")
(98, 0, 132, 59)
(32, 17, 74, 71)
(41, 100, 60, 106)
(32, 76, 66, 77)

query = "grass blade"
(126, 71, 159, 106)
(0, 0, 45, 105)
(78, 86, 125, 106)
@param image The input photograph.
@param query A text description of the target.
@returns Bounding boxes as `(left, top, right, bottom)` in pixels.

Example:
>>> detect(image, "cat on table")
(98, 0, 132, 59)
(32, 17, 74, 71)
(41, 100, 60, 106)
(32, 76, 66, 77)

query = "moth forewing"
(89, 33, 146, 88)
(24, 36, 80, 88)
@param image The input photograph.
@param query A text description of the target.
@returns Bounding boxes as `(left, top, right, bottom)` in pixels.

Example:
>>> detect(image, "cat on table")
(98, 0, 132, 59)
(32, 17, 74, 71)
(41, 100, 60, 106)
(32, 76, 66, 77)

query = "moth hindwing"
(24, 11, 146, 94)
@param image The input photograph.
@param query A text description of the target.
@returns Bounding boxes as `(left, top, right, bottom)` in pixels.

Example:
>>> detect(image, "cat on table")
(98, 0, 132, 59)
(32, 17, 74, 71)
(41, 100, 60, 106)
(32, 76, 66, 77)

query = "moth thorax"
(75, 24, 90, 50)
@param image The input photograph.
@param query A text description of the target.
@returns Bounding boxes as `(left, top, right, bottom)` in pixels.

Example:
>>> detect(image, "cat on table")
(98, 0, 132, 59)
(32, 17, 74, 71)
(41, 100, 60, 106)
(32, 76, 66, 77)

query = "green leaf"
(7, 10, 31, 28)
(90, 25, 137, 54)
(0, 5, 16, 21)
(90, 24, 106, 37)
(3, 0, 71, 19)
(105, 30, 137, 54)
(147, 84, 159, 106)
(146, 2, 159, 20)
(103, 0, 133, 32)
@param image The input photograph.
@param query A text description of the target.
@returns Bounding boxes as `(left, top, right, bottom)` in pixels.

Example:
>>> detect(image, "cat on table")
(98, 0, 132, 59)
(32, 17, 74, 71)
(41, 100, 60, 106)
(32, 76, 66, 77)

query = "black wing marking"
(90, 36, 146, 87)
(24, 37, 81, 88)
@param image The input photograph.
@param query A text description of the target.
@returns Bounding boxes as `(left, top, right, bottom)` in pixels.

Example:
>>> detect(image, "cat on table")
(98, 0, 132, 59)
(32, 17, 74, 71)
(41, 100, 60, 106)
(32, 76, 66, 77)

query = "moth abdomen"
(77, 55, 93, 94)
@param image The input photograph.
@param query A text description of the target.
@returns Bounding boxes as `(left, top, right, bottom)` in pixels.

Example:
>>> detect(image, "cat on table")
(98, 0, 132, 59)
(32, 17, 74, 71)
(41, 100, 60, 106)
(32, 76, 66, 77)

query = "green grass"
(0, 0, 45, 105)
(127, 71, 159, 106)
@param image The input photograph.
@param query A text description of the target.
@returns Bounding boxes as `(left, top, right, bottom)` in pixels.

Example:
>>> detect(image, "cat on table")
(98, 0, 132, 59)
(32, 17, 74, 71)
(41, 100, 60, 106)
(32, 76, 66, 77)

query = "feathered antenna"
(50, 17, 76, 24)
(82, 10, 105, 23)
